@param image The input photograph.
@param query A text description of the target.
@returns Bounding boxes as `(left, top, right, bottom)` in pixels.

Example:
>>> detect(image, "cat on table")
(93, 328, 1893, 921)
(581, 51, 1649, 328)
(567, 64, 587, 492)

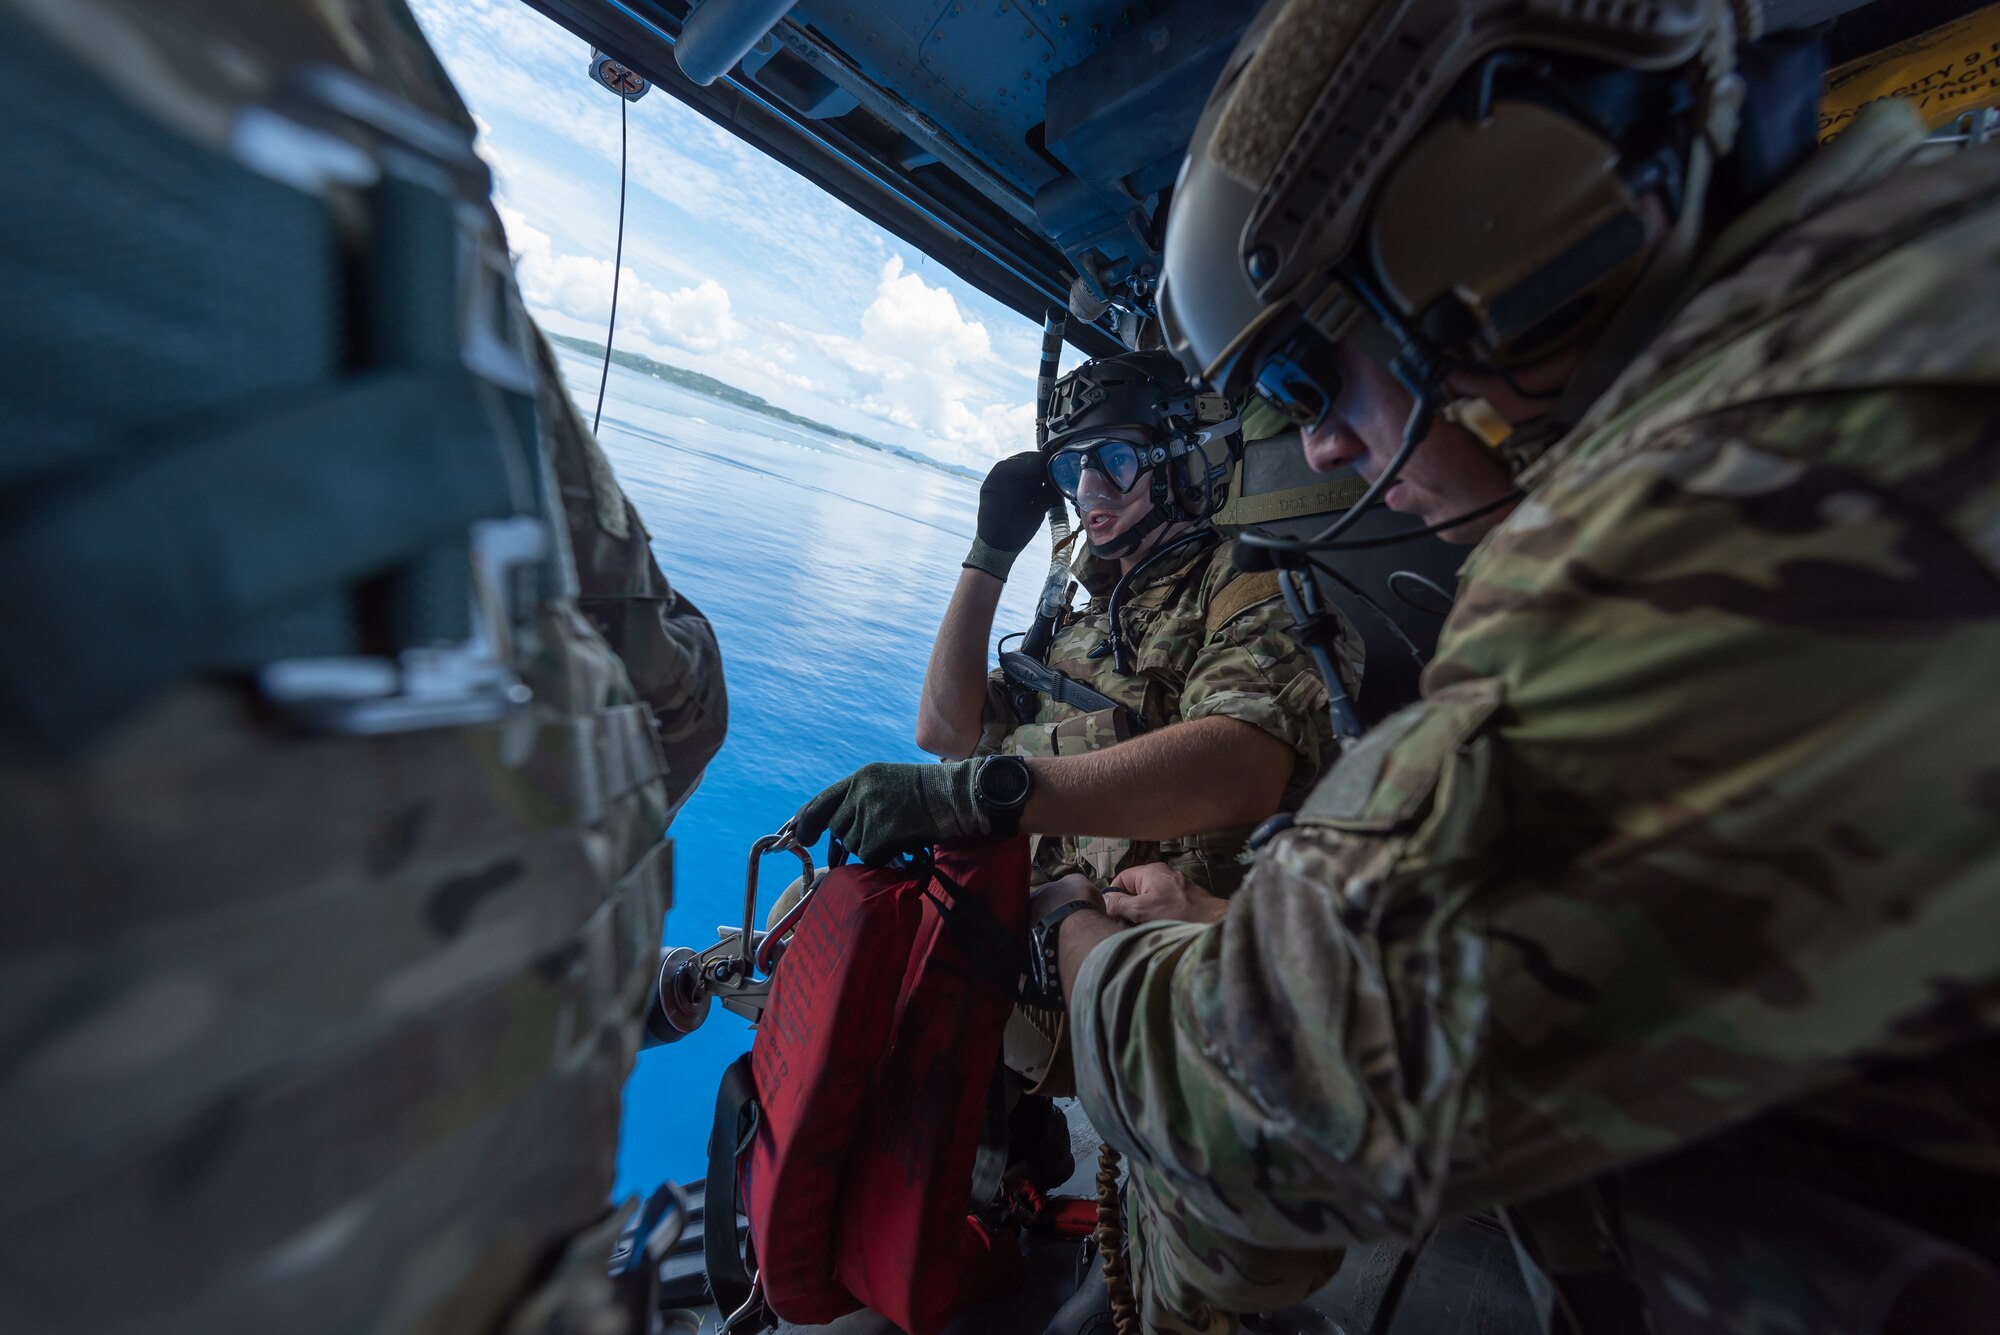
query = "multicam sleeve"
(973, 666, 1021, 757)
(1178, 574, 1341, 801)
(536, 331, 728, 818)
(1072, 391, 2000, 1256)
(1071, 681, 1499, 1252)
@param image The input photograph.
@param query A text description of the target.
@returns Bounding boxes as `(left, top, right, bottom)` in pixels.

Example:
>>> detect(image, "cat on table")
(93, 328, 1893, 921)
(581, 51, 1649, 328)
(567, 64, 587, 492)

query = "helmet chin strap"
(1087, 503, 1173, 559)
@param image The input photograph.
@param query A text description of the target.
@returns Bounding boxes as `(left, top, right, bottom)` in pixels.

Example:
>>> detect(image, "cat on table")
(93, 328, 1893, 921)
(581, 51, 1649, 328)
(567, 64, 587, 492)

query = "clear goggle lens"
(1047, 438, 1145, 501)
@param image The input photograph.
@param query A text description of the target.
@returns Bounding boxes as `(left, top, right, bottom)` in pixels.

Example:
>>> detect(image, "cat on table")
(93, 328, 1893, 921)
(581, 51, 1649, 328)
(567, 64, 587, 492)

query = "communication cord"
(591, 96, 629, 435)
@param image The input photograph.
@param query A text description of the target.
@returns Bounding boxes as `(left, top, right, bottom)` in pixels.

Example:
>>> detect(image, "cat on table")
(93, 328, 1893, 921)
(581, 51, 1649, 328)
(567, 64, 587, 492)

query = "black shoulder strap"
(703, 1053, 759, 1319)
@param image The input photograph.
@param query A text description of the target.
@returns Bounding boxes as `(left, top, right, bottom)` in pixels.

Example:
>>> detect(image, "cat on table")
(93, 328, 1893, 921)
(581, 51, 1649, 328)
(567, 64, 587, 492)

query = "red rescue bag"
(744, 860, 926, 1323)
(836, 838, 1031, 1333)
(707, 836, 1029, 1334)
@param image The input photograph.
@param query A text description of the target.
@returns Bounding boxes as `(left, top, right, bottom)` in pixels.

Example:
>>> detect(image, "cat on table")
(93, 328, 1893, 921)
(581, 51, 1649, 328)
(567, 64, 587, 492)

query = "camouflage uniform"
(980, 535, 1350, 897)
(0, 4, 725, 1334)
(1071, 102, 2000, 1334)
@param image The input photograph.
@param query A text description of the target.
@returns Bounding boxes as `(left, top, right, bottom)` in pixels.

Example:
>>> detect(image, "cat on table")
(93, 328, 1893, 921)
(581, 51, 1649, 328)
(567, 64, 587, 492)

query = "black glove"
(964, 451, 1058, 581)
(793, 760, 988, 865)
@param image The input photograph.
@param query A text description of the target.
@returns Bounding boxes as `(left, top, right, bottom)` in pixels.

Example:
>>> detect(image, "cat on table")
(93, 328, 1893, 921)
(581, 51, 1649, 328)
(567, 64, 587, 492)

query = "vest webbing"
(0, 370, 529, 745)
(0, 16, 537, 749)
(1212, 467, 1368, 528)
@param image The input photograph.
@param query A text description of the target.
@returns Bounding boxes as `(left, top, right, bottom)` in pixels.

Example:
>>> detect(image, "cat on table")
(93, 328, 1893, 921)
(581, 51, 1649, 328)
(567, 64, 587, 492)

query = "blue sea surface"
(552, 347, 1046, 1199)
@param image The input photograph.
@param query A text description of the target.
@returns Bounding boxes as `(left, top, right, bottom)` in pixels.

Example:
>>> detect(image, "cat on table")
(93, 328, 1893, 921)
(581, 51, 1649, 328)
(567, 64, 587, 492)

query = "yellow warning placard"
(1820, 3, 2000, 142)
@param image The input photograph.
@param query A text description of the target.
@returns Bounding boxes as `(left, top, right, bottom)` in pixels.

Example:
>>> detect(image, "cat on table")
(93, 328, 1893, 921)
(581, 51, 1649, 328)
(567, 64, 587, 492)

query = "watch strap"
(974, 753, 1032, 836)
(1029, 894, 1100, 1007)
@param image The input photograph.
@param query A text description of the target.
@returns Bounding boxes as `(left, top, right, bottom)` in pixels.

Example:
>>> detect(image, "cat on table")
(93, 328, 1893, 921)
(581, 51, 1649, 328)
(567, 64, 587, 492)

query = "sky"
(408, 0, 1048, 471)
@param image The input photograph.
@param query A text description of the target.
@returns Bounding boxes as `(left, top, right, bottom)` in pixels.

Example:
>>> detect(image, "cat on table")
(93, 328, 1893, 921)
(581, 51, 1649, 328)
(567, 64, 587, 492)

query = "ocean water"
(550, 347, 1047, 1198)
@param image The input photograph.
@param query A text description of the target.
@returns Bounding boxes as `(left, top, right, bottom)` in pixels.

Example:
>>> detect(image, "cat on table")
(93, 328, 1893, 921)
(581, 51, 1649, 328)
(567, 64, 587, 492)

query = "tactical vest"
(984, 531, 1319, 895)
(0, 6, 694, 1333)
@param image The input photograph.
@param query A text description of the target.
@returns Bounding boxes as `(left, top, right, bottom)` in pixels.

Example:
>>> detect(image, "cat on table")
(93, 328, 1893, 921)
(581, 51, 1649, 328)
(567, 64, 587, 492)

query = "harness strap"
(919, 860, 1027, 999)
(1212, 465, 1368, 528)
(704, 1054, 761, 1321)
(967, 1065, 1012, 1211)
(920, 858, 1027, 1215)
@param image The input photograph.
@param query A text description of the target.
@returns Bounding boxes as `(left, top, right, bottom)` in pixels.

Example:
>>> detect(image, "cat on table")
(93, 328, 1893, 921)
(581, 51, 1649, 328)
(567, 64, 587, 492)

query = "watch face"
(980, 756, 1031, 808)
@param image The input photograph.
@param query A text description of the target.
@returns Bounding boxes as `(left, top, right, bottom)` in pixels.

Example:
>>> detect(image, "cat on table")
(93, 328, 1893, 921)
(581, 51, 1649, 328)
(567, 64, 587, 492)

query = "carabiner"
(740, 824, 814, 973)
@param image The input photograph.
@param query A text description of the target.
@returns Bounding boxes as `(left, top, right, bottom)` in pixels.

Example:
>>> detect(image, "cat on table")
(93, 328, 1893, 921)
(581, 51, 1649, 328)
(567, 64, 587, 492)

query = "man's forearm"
(916, 568, 1005, 758)
(1058, 908, 1123, 999)
(1021, 715, 1292, 839)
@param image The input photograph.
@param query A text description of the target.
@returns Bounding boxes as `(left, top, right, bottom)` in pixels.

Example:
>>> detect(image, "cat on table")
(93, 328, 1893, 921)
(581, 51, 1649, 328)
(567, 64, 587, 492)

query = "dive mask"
(1047, 437, 1154, 505)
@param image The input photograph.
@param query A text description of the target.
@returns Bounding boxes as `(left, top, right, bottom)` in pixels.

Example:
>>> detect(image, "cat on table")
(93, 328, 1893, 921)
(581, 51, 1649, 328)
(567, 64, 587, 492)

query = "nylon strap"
(967, 1064, 1012, 1212)
(1212, 467, 1368, 528)
(0, 368, 528, 746)
(1203, 569, 1283, 637)
(704, 1054, 760, 1321)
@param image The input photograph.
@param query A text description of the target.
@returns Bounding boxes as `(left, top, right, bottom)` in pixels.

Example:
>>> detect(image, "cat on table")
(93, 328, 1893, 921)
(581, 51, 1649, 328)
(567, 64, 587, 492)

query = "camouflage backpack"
(0, 3, 723, 1331)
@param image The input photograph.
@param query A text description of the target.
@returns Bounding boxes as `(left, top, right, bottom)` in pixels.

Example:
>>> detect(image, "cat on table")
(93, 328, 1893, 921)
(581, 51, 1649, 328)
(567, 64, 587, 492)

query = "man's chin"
(1085, 529, 1132, 556)
(1383, 484, 1469, 542)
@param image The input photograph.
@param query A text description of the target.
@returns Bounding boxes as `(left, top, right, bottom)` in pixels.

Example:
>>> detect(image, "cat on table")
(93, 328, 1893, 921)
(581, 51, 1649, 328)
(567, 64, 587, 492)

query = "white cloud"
(861, 255, 994, 364)
(634, 279, 743, 354)
(813, 258, 1033, 467)
(412, 0, 1043, 466)
(499, 205, 743, 354)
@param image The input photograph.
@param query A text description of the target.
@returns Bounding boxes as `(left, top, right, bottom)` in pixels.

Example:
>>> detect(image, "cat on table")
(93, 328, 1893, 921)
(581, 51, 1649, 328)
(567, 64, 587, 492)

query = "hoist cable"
(591, 95, 629, 435)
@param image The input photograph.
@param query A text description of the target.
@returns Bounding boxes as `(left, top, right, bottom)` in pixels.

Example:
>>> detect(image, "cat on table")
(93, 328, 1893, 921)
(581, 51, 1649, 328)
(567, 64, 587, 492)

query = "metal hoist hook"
(643, 822, 817, 1045)
(742, 822, 815, 975)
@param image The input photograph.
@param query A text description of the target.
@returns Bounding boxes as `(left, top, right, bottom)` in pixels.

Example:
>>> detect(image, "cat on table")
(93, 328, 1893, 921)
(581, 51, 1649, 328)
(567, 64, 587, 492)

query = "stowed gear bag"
(707, 836, 1030, 1334)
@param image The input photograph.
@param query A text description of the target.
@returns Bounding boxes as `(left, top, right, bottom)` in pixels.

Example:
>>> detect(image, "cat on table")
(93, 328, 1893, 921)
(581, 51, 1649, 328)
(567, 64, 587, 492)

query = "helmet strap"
(1088, 503, 1173, 559)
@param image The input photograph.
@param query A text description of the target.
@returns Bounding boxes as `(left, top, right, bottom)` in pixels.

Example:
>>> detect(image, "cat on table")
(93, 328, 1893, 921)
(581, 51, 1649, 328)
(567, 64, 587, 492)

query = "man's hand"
(964, 451, 1058, 581)
(1104, 863, 1227, 925)
(1030, 872, 1105, 922)
(792, 760, 987, 865)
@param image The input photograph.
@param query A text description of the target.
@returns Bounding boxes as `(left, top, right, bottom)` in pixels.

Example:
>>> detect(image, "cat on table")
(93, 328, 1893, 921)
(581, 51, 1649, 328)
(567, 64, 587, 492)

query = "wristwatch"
(1028, 893, 1100, 1007)
(972, 753, 1034, 837)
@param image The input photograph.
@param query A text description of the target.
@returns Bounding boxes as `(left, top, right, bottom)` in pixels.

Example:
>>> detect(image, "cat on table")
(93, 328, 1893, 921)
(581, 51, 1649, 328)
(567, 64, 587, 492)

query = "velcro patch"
(1204, 569, 1282, 637)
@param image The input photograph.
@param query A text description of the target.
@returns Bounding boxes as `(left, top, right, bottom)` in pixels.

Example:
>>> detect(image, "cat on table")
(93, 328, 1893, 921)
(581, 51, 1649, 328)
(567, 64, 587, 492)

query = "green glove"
(792, 760, 988, 865)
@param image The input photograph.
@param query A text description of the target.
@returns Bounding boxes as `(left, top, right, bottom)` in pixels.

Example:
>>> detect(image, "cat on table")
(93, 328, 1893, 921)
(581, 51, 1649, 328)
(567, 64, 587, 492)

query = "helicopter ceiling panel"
(516, 0, 1970, 355)
(517, 0, 1244, 350)
(908, 0, 1063, 190)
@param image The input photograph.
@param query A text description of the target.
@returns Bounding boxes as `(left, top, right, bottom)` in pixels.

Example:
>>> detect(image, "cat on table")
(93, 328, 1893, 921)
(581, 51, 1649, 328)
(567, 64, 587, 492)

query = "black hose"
(1021, 307, 1071, 664)
(1106, 529, 1216, 674)
(1276, 566, 1363, 740)
(1034, 308, 1066, 449)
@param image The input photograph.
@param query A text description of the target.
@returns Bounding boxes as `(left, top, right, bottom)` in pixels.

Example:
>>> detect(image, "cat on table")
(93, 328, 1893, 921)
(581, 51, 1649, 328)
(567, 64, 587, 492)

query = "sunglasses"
(1250, 323, 1345, 430)
(1047, 437, 1154, 502)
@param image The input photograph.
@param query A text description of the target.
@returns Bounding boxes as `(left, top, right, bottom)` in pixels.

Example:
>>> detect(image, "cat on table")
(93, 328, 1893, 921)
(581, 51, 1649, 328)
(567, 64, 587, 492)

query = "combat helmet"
(1158, 0, 1761, 484)
(1041, 349, 1239, 557)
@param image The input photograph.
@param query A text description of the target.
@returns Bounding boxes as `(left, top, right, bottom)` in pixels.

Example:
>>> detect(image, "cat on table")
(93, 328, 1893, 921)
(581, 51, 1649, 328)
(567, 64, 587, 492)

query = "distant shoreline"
(549, 332, 980, 480)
